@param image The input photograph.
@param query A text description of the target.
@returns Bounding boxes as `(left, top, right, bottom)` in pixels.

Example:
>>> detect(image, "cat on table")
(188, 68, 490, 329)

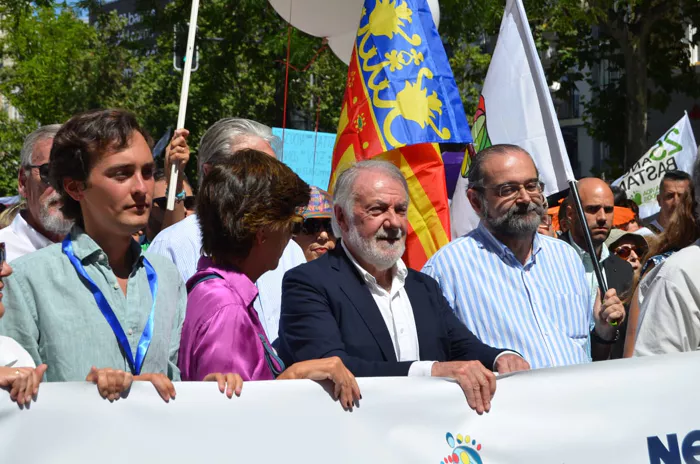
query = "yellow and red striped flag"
(329, 0, 472, 270)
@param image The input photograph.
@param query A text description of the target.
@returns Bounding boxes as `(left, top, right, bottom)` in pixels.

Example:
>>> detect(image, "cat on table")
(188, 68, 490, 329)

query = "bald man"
(561, 178, 634, 359)
(423, 145, 626, 369)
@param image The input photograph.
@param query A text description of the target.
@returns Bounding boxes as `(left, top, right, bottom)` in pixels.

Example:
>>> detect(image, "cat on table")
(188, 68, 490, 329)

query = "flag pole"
(166, 0, 200, 211)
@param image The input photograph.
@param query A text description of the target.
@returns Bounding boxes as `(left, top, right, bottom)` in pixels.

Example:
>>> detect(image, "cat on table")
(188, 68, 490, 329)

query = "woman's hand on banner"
(135, 372, 177, 402)
(203, 372, 243, 398)
(0, 364, 48, 405)
(278, 357, 361, 411)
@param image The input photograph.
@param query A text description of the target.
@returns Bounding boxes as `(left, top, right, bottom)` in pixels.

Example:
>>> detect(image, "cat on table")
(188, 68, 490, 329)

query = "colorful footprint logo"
(440, 432, 483, 464)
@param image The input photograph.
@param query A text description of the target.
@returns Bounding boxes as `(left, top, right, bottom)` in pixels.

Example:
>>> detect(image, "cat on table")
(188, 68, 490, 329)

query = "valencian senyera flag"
(329, 0, 472, 270)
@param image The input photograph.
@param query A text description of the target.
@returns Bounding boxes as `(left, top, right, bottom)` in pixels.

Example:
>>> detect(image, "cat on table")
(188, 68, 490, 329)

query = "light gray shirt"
(634, 240, 700, 356)
(0, 227, 187, 381)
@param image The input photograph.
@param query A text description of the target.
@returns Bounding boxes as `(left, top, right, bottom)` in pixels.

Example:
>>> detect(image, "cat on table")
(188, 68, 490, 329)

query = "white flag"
(450, 0, 574, 238)
(612, 113, 697, 219)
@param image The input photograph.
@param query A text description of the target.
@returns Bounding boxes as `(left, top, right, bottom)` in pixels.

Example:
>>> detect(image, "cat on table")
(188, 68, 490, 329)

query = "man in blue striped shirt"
(423, 144, 625, 369)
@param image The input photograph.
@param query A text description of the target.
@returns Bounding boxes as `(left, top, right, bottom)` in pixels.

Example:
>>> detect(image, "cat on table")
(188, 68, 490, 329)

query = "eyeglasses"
(26, 163, 51, 184)
(292, 218, 333, 236)
(473, 180, 545, 199)
(153, 196, 196, 210)
(613, 245, 641, 260)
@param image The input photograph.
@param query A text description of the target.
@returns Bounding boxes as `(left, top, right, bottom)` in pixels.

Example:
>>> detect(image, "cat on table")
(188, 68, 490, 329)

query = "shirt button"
(400, 328, 405, 334)
(113, 282, 120, 290)
(128, 328, 133, 336)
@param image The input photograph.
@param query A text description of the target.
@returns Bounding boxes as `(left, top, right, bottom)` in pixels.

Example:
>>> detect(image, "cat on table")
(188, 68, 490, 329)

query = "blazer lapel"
(330, 245, 397, 362)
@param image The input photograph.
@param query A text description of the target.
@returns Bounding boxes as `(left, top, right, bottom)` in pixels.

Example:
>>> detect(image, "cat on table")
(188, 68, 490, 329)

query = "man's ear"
(334, 204, 349, 233)
(467, 189, 484, 216)
(17, 168, 27, 198)
(63, 178, 85, 203)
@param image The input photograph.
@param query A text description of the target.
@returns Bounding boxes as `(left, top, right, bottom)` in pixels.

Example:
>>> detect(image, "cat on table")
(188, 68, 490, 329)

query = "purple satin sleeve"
(186, 304, 274, 381)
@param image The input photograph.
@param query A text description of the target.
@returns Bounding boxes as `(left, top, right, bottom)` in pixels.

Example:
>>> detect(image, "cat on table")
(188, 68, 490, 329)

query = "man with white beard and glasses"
(423, 144, 626, 369)
(278, 160, 529, 415)
(0, 125, 74, 262)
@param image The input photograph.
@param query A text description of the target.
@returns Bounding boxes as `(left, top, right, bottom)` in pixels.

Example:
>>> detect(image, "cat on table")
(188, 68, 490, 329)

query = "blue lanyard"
(62, 237, 157, 375)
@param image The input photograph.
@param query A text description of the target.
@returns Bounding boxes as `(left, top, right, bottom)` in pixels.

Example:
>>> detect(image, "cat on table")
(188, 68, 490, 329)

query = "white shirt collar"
(11, 211, 54, 250)
(341, 241, 408, 291)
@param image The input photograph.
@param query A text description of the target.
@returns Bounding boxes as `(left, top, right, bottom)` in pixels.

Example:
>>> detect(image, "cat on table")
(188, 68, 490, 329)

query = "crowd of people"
(0, 108, 698, 413)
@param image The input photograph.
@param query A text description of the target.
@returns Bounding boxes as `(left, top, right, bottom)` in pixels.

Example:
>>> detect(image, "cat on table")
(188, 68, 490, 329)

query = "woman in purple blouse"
(178, 149, 360, 409)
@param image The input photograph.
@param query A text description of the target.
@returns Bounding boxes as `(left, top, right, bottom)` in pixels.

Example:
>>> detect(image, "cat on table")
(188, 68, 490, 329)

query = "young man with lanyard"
(0, 109, 242, 401)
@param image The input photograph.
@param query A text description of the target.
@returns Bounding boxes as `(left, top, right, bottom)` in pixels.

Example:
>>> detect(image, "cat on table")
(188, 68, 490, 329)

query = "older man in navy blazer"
(279, 160, 529, 414)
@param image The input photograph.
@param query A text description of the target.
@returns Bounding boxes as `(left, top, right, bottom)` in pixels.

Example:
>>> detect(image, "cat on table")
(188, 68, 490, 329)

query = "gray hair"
(197, 118, 282, 186)
(330, 160, 409, 237)
(20, 124, 62, 167)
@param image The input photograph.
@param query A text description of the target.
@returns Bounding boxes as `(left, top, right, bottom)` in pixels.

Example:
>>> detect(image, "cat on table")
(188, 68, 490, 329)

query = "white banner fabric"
(450, 0, 574, 239)
(612, 113, 698, 219)
(1, 352, 699, 463)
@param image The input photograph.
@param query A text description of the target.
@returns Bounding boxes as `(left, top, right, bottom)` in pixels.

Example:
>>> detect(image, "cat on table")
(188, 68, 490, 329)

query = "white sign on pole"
(613, 113, 698, 219)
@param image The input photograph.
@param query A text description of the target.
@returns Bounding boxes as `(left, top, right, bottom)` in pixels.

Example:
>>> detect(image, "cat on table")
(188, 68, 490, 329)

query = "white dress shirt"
(0, 212, 54, 262)
(0, 336, 35, 368)
(634, 240, 700, 356)
(148, 214, 306, 342)
(342, 243, 435, 376)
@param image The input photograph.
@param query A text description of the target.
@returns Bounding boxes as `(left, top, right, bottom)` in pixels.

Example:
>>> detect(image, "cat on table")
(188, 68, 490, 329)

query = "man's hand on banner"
(135, 372, 177, 403)
(86, 366, 133, 401)
(431, 361, 496, 415)
(277, 357, 361, 411)
(494, 354, 530, 374)
(594, 288, 625, 341)
(203, 372, 243, 398)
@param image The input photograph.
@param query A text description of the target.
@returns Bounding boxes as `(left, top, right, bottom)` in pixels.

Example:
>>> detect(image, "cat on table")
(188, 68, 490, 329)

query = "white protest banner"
(450, 0, 574, 238)
(2, 351, 699, 463)
(613, 113, 697, 219)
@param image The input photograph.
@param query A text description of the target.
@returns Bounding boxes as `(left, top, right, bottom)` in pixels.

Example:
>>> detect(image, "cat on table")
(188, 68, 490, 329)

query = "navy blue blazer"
(278, 245, 505, 377)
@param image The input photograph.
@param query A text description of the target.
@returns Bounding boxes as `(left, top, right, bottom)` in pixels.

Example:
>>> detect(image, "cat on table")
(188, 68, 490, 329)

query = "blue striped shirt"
(422, 224, 592, 369)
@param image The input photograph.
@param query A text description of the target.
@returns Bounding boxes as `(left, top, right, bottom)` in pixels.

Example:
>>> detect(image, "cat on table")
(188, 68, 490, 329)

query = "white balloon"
(268, 0, 363, 39)
(328, 0, 440, 65)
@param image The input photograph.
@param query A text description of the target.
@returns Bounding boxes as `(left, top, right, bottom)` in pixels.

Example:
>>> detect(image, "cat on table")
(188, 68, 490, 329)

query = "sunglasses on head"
(27, 163, 51, 184)
(613, 245, 641, 260)
(292, 218, 333, 236)
(153, 196, 196, 210)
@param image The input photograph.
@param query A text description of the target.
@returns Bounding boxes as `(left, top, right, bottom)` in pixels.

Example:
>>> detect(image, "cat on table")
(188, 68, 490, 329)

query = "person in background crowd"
(637, 170, 692, 235)
(0, 202, 23, 230)
(617, 199, 641, 233)
(561, 178, 633, 359)
(604, 229, 648, 282)
(149, 118, 306, 345)
(280, 160, 530, 415)
(0, 243, 48, 405)
(179, 152, 360, 410)
(293, 186, 337, 261)
(0, 109, 236, 403)
(623, 185, 700, 357)
(423, 145, 625, 370)
(557, 197, 570, 235)
(633, 159, 700, 356)
(0, 125, 73, 262)
(537, 198, 557, 238)
(136, 166, 195, 251)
